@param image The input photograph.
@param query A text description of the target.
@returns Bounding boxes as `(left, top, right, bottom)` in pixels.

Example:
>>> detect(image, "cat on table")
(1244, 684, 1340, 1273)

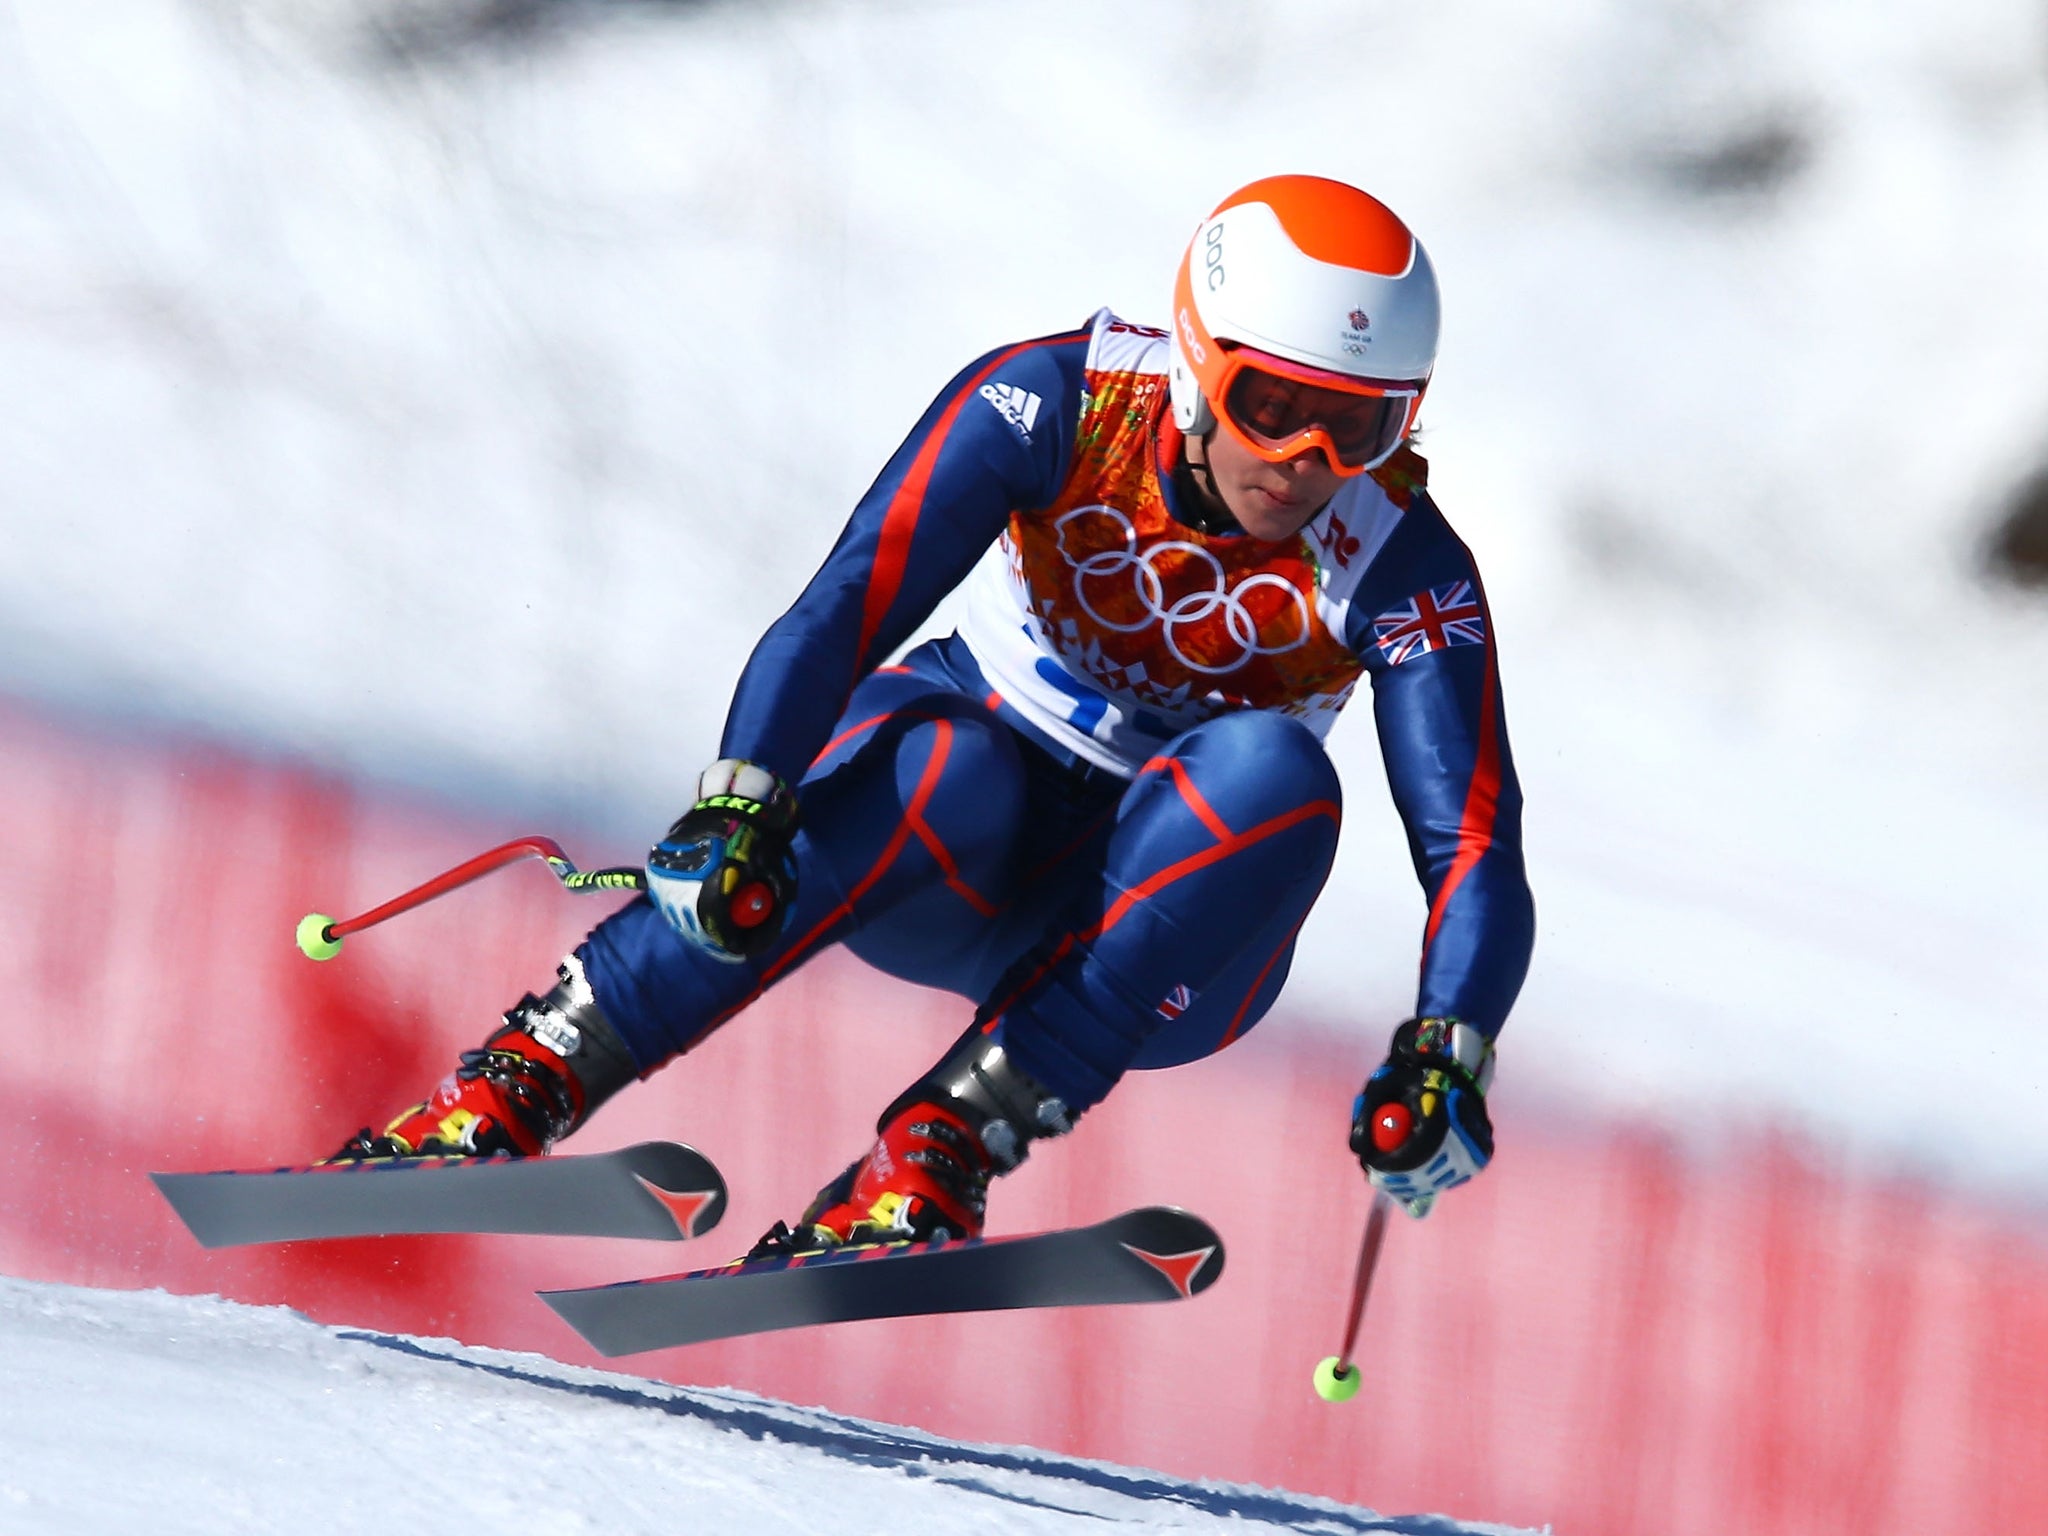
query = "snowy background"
(8, 0, 2045, 1198)
(4, 0, 2047, 1247)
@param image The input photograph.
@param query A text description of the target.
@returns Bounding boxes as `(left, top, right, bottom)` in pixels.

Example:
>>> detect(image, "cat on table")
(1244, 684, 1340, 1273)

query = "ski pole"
(1313, 1188, 1393, 1402)
(294, 836, 646, 960)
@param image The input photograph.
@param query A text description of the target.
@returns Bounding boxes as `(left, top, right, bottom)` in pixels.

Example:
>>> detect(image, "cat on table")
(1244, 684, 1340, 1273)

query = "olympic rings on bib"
(1054, 505, 1311, 677)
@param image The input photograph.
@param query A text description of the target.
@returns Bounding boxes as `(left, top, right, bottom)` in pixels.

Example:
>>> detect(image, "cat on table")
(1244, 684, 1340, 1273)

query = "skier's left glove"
(645, 759, 799, 963)
(1350, 1017, 1497, 1219)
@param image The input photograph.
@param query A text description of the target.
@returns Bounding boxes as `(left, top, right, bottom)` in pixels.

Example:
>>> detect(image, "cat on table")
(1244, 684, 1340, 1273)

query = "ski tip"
(612, 1143, 728, 1240)
(1111, 1207, 1225, 1299)
(629, 1174, 725, 1240)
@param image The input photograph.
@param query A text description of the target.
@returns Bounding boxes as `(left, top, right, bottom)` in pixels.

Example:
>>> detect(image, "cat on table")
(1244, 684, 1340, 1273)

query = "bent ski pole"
(1313, 1189, 1392, 1402)
(295, 836, 645, 960)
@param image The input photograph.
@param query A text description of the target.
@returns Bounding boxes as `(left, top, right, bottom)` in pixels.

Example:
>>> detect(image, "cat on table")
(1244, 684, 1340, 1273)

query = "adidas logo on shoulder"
(978, 381, 1043, 440)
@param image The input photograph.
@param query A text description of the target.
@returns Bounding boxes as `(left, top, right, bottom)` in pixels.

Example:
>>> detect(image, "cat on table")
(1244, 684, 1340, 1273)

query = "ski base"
(540, 1205, 1223, 1356)
(151, 1141, 726, 1248)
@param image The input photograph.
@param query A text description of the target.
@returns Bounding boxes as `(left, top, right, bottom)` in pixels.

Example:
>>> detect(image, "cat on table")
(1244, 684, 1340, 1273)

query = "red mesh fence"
(2, 698, 2043, 1534)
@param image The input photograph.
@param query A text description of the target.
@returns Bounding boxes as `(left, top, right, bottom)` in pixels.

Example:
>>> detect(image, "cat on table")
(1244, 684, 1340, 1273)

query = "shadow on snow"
(339, 1329, 1473, 1533)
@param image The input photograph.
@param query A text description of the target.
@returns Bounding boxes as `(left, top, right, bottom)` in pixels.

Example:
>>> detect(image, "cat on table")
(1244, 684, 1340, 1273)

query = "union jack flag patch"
(1155, 984, 1196, 1021)
(1370, 581, 1486, 666)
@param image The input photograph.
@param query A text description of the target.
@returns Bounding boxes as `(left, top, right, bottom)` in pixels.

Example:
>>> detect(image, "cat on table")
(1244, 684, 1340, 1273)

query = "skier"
(338, 174, 1535, 1244)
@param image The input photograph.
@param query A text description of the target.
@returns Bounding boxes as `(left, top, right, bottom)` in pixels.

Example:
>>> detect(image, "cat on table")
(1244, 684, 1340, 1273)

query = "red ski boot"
(332, 961, 636, 1160)
(788, 1099, 995, 1248)
(336, 1021, 577, 1159)
(752, 1028, 1074, 1255)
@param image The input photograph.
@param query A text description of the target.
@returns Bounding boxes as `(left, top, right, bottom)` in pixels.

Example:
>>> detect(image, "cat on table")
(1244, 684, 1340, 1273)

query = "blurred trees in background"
(1987, 464, 2048, 588)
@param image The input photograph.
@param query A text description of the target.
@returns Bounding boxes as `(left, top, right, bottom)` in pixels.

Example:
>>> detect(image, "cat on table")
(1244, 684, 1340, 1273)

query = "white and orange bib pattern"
(958, 311, 1416, 775)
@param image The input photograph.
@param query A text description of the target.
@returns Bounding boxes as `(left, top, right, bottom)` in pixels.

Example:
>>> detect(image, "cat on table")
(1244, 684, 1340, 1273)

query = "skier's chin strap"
(1174, 429, 1246, 537)
(881, 1023, 1076, 1174)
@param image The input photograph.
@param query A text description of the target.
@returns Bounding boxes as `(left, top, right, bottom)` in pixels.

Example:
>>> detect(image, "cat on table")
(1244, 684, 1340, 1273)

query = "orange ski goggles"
(1210, 344, 1419, 475)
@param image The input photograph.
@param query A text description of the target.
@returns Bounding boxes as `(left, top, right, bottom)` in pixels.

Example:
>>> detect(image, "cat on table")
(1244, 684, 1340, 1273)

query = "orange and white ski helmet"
(1169, 175, 1441, 475)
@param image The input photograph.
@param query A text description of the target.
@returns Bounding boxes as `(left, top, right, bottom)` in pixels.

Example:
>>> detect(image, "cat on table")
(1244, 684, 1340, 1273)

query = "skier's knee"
(1160, 712, 1342, 829)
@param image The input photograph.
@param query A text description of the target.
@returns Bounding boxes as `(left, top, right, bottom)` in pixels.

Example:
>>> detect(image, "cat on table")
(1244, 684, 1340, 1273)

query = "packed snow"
(0, 1274, 1539, 1535)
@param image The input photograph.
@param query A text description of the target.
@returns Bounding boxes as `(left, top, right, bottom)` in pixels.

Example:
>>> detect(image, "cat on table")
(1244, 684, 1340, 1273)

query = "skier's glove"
(1350, 1017, 1497, 1219)
(646, 759, 799, 963)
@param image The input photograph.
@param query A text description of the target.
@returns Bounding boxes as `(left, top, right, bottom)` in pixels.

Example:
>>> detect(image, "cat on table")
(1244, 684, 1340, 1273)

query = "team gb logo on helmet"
(1051, 504, 1312, 681)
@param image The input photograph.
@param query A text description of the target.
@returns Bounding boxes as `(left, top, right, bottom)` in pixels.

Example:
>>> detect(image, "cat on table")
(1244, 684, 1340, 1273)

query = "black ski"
(151, 1141, 726, 1248)
(539, 1205, 1223, 1356)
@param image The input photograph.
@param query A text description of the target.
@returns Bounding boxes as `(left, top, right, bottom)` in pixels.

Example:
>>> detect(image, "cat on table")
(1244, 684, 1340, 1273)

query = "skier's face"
(1196, 424, 1343, 542)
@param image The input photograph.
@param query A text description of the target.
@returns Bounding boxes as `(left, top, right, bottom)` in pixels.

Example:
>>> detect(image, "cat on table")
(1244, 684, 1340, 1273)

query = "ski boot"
(332, 959, 637, 1160)
(750, 1026, 1075, 1257)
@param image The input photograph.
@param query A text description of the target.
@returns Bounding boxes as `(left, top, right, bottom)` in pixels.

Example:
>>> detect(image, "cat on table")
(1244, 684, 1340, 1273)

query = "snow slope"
(0, 1274, 1537, 1535)
(2, 0, 2046, 1192)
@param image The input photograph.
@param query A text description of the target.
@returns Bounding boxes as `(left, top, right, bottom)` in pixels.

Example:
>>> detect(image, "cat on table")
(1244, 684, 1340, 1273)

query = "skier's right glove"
(1350, 1017, 1497, 1219)
(645, 759, 799, 963)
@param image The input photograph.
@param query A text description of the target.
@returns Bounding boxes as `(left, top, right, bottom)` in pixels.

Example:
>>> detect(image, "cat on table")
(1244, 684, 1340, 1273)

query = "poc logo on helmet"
(1177, 307, 1207, 366)
(1203, 221, 1226, 291)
